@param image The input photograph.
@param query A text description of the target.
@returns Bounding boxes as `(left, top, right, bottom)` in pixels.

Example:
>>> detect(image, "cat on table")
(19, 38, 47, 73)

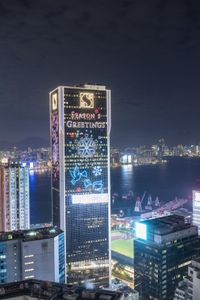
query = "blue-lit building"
(134, 215, 200, 300)
(0, 227, 65, 284)
(50, 84, 111, 285)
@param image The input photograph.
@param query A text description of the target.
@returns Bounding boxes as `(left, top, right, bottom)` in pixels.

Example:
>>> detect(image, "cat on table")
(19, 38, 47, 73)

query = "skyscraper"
(0, 160, 30, 231)
(50, 84, 111, 285)
(134, 215, 200, 300)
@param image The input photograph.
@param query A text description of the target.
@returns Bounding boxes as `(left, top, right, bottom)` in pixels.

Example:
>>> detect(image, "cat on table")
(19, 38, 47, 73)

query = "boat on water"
(111, 192, 189, 218)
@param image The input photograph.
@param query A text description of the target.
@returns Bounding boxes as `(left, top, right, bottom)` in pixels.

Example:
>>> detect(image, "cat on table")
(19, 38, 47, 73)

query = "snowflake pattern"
(76, 135, 97, 158)
(92, 166, 102, 176)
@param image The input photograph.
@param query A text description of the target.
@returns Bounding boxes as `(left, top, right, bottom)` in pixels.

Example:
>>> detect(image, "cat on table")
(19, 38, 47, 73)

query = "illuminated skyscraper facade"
(50, 84, 111, 285)
(0, 161, 30, 232)
(193, 190, 200, 235)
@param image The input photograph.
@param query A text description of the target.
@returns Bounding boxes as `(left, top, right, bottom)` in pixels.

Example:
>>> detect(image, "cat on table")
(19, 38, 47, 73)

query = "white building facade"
(0, 161, 30, 231)
(193, 190, 200, 235)
(174, 258, 200, 300)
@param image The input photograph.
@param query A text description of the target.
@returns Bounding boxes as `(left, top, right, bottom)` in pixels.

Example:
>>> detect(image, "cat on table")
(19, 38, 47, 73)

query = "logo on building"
(52, 93, 58, 111)
(80, 92, 94, 108)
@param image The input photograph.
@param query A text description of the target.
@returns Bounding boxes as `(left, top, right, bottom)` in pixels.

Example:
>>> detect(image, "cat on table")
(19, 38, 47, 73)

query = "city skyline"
(1, 1, 200, 147)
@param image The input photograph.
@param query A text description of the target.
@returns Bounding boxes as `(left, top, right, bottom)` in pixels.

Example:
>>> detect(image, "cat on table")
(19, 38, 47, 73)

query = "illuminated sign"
(65, 88, 108, 195)
(66, 121, 106, 129)
(135, 222, 147, 240)
(1, 158, 8, 164)
(72, 193, 108, 204)
(80, 92, 94, 108)
(193, 191, 200, 207)
(52, 93, 58, 110)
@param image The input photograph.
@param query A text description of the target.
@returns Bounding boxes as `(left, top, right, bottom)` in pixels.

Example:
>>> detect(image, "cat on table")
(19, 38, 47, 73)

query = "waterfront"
(30, 157, 200, 224)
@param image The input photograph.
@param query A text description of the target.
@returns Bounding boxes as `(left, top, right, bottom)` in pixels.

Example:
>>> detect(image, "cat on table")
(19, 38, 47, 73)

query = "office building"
(0, 160, 30, 232)
(174, 258, 200, 300)
(50, 84, 111, 285)
(193, 190, 200, 235)
(0, 227, 65, 284)
(134, 215, 200, 300)
(0, 279, 123, 300)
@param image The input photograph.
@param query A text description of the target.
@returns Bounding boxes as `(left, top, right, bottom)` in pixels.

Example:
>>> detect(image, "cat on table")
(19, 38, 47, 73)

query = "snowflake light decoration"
(76, 135, 97, 158)
(92, 166, 102, 176)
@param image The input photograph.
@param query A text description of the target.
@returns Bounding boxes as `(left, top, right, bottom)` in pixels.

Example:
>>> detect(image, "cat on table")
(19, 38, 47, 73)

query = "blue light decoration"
(76, 134, 97, 158)
(69, 165, 104, 192)
(84, 179, 92, 188)
(69, 165, 87, 186)
(92, 166, 102, 177)
(93, 180, 103, 191)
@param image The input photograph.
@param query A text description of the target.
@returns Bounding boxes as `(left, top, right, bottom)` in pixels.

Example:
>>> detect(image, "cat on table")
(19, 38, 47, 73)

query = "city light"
(135, 222, 147, 240)
(72, 193, 108, 204)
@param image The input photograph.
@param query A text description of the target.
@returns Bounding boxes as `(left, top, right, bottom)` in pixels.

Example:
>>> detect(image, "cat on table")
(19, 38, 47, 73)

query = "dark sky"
(1, 0, 200, 147)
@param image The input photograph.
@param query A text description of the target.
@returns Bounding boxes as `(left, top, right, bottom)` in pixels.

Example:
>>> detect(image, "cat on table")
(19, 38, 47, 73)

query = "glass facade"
(0, 244, 7, 283)
(50, 85, 111, 286)
(134, 229, 200, 300)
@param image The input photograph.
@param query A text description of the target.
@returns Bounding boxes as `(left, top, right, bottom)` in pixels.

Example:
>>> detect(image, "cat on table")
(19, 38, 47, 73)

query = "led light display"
(65, 89, 108, 196)
(72, 193, 108, 204)
(135, 222, 147, 240)
(80, 92, 94, 108)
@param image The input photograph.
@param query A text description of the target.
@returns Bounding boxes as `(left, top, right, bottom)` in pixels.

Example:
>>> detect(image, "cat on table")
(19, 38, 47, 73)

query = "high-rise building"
(193, 190, 200, 235)
(174, 258, 200, 300)
(50, 84, 111, 285)
(134, 215, 200, 300)
(0, 160, 30, 232)
(0, 227, 65, 284)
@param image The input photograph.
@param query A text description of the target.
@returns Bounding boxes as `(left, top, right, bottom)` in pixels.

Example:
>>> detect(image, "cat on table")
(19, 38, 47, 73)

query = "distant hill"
(0, 137, 50, 151)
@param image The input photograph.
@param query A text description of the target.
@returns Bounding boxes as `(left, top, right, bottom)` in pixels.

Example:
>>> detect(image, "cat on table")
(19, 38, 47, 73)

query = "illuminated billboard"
(71, 193, 108, 204)
(193, 190, 200, 207)
(64, 89, 108, 196)
(135, 222, 147, 240)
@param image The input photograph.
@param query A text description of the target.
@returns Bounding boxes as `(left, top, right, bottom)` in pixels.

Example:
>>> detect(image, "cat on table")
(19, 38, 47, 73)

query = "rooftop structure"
(0, 226, 63, 242)
(135, 215, 198, 245)
(0, 279, 123, 300)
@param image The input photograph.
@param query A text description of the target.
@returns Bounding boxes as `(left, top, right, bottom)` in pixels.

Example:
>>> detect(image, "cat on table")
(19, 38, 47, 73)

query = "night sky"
(1, 0, 200, 147)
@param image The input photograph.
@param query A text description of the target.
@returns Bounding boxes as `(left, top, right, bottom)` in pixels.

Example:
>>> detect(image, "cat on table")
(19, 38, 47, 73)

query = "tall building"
(193, 190, 200, 235)
(134, 215, 200, 300)
(174, 258, 200, 300)
(0, 227, 65, 284)
(50, 84, 111, 285)
(0, 160, 30, 231)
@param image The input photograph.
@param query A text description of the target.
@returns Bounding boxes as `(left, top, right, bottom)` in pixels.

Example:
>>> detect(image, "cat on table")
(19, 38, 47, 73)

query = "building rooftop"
(141, 215, 195, 235)
(0, 227, 63, 242)
(0, 280, 123, 300)
(136, 215, 199, 245)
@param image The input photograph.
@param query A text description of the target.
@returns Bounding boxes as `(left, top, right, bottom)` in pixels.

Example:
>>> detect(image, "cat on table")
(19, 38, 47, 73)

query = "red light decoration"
(70, 133, 75, 138)
(94, 107, 99, 114)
